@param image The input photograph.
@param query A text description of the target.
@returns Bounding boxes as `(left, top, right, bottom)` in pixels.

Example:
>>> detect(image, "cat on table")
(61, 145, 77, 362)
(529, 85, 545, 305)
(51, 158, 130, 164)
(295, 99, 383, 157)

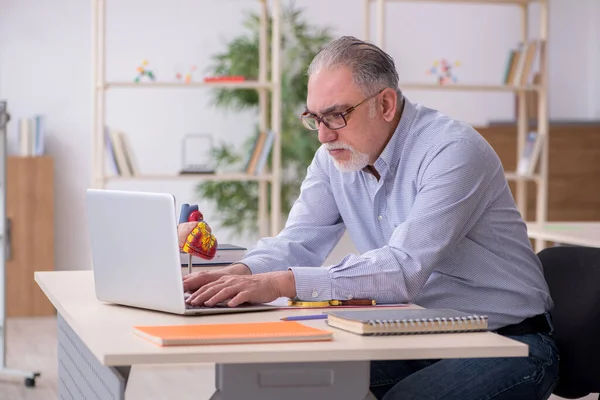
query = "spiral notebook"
(133, 321, 333, 346)
(326, 309, 488, 336)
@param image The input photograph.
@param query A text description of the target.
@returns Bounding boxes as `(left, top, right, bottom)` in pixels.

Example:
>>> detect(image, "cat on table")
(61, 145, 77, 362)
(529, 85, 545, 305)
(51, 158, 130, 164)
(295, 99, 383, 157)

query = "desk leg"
(210, 361, 375, 400)
(57, 314, 130, 400)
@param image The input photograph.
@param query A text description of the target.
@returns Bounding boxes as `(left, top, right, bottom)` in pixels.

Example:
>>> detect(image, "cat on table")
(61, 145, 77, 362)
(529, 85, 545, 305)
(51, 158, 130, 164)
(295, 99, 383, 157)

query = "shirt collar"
(367, 95, 418, 177)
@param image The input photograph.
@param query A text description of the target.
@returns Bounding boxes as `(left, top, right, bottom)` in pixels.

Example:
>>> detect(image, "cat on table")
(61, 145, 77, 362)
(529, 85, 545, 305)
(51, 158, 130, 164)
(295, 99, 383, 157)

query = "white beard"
(323, 142, 370, 172)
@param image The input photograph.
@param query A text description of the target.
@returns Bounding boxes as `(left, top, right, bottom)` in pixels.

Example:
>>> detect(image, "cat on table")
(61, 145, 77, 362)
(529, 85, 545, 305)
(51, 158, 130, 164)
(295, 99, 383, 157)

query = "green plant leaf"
(196, 3, 332, 236)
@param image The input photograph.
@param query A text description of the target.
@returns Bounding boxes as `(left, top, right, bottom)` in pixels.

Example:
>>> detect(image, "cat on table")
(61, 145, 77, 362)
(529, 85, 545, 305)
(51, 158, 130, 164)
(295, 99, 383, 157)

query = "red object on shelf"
(203, 76, 246, 83)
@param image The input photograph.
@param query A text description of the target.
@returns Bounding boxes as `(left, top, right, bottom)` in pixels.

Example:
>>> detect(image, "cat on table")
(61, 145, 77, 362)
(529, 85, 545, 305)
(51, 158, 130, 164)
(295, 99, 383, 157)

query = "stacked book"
(179, 243, 247, 267)
(18, 115, 45, 156)
(105, 126, 139, 176)
(244, 130, 274, 175)
(503, 40, 545, 87)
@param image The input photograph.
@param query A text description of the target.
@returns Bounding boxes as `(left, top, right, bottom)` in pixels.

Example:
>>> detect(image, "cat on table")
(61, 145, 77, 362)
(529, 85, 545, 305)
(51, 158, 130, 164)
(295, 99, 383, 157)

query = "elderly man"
(178, 36, 558, 400)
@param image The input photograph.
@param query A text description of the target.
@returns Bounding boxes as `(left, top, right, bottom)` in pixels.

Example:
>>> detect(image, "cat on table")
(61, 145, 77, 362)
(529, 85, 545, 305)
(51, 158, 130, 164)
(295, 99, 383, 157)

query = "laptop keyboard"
(185, 303, 204, 309)
(184, 292, 230, 309)
(185, 301, 230, 309)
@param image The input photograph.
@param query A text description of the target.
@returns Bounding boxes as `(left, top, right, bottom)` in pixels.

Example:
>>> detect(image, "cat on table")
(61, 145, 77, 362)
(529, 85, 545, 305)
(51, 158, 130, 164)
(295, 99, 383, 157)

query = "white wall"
(0, 0, 598, 271)
(545, 0, 598, 120)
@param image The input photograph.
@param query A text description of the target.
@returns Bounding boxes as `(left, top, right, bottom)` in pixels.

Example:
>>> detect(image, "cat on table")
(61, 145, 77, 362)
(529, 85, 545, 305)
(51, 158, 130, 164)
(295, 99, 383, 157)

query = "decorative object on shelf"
(196, 4, 332, 235)
(203, 75, 246, 83)
(134, 59, 156, 83)
(426, 59, 460, 85)
(185, 65, 197, 83)
(179, 134, 215, 175)
(176, 65, 198, 83)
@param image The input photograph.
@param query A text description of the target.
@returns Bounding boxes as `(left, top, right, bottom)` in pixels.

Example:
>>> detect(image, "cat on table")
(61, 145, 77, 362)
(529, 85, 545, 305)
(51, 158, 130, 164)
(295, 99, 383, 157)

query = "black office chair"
(537, 246, 600, 399)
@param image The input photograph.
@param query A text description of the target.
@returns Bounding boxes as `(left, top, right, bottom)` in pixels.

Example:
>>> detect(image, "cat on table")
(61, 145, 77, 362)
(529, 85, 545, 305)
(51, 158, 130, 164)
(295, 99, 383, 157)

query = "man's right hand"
(182, 263, 251, 294)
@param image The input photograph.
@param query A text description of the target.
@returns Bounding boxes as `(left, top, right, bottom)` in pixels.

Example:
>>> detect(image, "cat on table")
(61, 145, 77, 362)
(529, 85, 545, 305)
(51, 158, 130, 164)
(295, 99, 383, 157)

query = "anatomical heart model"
(180, 204, 217, 260)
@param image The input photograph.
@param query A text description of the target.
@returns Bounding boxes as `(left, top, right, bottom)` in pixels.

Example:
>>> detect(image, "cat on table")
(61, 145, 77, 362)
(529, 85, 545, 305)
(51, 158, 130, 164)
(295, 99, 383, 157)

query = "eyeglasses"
(300, 88, 385, 131)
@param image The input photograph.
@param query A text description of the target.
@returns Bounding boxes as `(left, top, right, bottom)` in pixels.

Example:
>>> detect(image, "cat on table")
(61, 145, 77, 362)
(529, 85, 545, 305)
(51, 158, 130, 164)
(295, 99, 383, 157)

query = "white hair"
(308, 36, 401, 99)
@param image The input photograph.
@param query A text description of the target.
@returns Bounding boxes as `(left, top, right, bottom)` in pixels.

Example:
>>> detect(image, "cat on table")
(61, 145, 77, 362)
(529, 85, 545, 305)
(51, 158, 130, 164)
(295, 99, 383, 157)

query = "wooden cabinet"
(6, 156, 55, 316)
(476, 122, 600, 222)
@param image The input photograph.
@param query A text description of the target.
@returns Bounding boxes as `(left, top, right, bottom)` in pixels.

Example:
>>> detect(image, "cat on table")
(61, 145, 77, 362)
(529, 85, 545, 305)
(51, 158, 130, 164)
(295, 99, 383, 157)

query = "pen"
(281, 314, 328, 321)
(287, 299, 376, 307)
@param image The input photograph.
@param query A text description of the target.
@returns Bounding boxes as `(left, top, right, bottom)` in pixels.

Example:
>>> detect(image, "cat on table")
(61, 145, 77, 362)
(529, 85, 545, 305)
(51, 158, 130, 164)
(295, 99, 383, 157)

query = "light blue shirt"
(241, 97, 553, 330)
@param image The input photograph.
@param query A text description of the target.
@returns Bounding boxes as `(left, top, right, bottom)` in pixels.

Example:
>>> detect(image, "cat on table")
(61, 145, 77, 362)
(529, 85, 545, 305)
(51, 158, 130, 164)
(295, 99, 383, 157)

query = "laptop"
(85, 188, 276, 315)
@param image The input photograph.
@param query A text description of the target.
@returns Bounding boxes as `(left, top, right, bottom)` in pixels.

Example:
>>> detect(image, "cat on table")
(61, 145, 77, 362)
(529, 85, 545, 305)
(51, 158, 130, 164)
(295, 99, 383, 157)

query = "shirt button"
(312, 290, 318, 298)
(347, 294, 353, 300)
(378, 215, 383, 221)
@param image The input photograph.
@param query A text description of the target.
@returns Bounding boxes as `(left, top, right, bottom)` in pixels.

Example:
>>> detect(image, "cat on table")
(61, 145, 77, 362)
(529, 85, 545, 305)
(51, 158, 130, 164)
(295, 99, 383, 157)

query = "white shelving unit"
(91, 0, 283, 237)
(0, 102, 40, 387)
(364, 0, 549, 250)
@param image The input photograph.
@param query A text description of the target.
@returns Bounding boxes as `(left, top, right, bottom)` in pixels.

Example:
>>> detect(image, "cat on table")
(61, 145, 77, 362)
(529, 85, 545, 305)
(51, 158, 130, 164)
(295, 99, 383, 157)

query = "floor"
(0, 317, 597, 400)
(0, 316, 217, 400)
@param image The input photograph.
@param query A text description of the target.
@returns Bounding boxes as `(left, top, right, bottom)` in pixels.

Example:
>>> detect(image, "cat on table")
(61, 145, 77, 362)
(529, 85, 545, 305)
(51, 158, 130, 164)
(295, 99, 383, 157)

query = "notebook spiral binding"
(366, 315, 489, 336)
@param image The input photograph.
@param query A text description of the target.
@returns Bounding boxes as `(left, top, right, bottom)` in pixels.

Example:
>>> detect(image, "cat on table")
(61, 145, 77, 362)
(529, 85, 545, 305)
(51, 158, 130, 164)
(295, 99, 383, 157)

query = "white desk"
(527, 222, 600, 248)
(35, 270, 527, 400)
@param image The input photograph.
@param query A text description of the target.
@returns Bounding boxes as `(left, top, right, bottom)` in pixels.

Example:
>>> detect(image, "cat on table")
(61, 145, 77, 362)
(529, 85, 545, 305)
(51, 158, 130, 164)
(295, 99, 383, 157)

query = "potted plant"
(197, 4, 332, 236)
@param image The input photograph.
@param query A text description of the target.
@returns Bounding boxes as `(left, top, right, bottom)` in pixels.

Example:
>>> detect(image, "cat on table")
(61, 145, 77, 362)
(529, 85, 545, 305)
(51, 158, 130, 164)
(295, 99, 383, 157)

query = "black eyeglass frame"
(300, 88, 386, 131)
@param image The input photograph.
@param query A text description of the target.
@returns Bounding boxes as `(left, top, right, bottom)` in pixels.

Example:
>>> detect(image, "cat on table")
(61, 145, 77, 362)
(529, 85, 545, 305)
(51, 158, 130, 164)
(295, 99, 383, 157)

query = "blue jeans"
(370, 332, 559, 400)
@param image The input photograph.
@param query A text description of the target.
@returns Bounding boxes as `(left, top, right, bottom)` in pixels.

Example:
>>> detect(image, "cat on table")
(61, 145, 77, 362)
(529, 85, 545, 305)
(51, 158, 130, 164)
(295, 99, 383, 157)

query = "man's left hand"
(186, 270, 297, 307)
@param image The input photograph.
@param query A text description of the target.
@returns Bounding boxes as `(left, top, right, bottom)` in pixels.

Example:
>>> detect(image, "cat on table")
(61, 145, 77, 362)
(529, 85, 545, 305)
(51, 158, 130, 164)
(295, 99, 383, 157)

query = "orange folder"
(133, 321, 333, 346)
